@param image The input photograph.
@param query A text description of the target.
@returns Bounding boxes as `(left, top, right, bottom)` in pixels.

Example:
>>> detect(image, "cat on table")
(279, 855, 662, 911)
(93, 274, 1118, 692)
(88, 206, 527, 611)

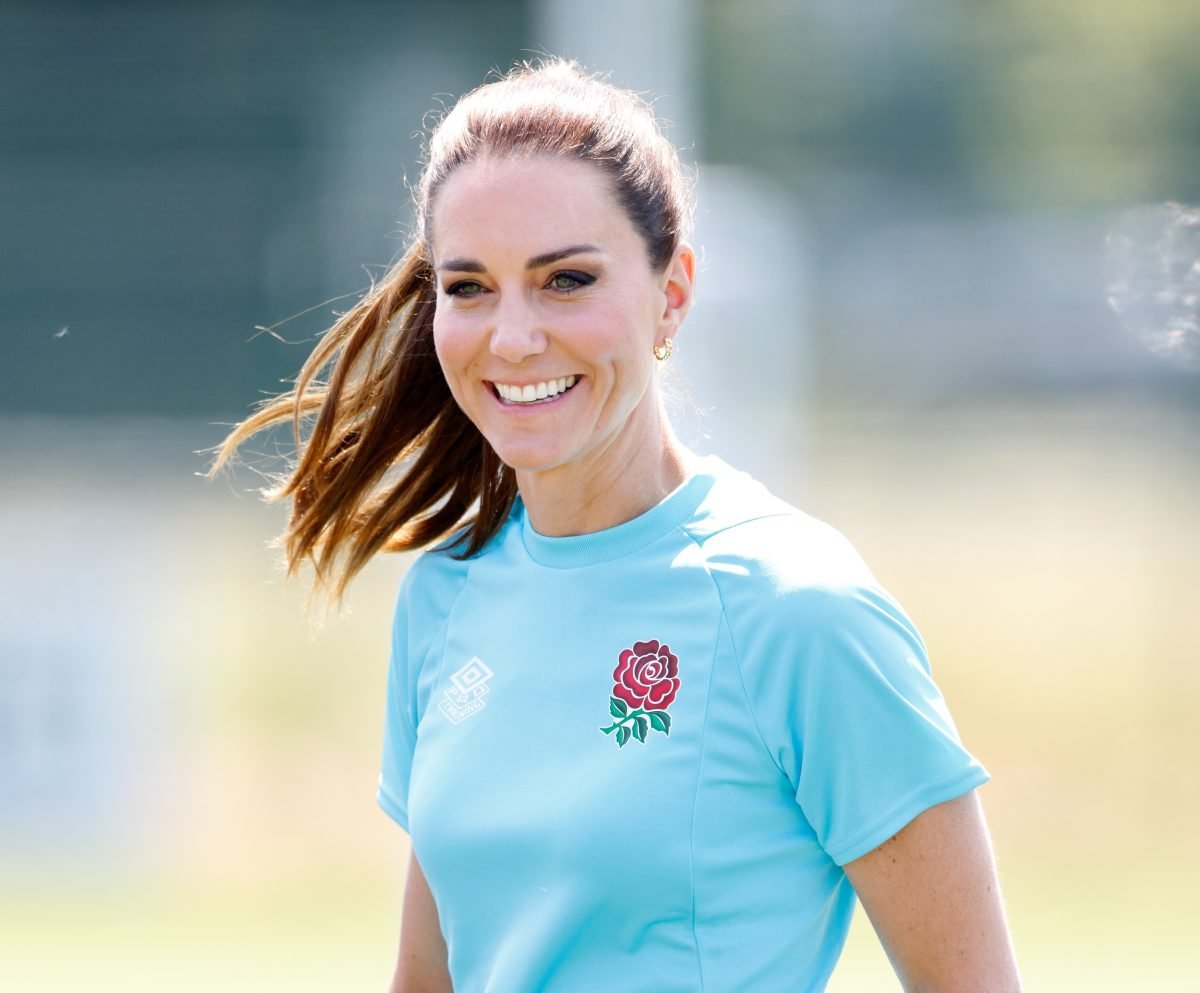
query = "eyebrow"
(436, 244, 602, 274)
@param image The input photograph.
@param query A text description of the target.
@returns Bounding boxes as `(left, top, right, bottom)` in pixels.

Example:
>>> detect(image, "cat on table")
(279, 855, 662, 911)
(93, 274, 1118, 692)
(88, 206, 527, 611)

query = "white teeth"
(493, 377, 579, 404)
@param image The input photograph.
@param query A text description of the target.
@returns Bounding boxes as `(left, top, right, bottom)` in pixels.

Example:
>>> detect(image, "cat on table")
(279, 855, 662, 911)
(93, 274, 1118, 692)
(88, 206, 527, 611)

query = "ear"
(656, 241, 696, 340)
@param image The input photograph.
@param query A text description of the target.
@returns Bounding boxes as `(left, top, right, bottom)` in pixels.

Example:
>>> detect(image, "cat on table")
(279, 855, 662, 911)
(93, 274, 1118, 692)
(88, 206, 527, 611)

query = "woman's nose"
(489, 297, 548, 363)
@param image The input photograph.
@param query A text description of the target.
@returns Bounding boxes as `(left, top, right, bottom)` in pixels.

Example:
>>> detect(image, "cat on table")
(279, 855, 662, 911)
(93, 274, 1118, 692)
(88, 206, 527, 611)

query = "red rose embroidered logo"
(599, 640, 680, 747)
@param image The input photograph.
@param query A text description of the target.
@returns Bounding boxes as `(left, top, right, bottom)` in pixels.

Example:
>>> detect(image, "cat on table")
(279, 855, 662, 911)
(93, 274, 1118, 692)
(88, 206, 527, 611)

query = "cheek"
(432, 311, 479, 380)
(583, 296, 655, 364)
(430, 316, 485, 416)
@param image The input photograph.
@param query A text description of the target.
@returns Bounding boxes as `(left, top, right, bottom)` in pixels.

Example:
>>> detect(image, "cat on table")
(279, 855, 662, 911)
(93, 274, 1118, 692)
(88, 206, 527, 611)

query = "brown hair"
(204, 57, 694, 607)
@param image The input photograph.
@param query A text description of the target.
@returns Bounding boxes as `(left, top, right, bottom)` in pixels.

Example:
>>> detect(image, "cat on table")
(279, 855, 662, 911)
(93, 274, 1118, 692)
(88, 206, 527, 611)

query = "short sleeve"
(376, 565, 421, 832)
(376, 549, 470, 833)
(713, 521, 990, 866)
(787, 584, 989, 864)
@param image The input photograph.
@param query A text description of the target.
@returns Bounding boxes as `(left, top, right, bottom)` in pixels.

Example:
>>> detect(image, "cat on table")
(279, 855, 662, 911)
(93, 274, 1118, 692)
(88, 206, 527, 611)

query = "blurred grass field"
(2, 394, 1198, 991)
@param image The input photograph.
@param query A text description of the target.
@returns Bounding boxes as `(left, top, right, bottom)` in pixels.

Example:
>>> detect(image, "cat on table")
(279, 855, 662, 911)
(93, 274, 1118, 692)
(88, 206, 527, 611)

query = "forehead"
(428, 155, 640, 262)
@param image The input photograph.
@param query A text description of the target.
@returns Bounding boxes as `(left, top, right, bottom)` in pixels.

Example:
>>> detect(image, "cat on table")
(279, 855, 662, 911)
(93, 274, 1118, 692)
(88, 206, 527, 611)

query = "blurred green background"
(3, 1, 1198, 990)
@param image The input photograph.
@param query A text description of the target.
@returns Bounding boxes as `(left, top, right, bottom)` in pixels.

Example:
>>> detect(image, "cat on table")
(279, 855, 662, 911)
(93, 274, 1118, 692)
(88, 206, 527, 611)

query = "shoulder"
(683, 459, 923, 655)
(701, 512, 876, 595)
(395, 545, 471, 615)
(392, 508, 517, 626)
(685, 457, 880, 601)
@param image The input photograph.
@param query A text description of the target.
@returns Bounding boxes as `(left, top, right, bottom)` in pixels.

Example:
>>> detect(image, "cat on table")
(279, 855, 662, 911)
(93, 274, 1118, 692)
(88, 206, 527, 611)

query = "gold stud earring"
(653, 337, 674, 362)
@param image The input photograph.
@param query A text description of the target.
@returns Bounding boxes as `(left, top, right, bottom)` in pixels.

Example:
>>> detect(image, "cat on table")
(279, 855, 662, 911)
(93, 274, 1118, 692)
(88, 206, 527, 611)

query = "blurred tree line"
(3, 0, 1197, 418)
(703, 0, 1200, 210)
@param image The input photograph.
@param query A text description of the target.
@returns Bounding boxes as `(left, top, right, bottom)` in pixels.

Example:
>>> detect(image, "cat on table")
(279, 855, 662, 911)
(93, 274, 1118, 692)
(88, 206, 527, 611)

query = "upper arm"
(842, 790, 1022, 993)
(388, 849, 453, 993)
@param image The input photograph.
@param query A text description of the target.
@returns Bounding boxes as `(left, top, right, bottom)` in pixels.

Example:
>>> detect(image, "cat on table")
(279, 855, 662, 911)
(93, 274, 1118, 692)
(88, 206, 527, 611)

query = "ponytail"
(204, 240, 516, 608)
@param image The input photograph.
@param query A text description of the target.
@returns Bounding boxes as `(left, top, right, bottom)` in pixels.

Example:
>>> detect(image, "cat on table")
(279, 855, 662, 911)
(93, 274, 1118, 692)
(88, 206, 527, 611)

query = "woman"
(210, 59, 1021, 993)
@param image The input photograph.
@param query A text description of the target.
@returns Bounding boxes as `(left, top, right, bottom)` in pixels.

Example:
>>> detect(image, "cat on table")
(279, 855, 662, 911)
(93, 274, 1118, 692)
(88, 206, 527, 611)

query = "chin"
(493, 451, 570, 475)
(486, 439, 577, 475)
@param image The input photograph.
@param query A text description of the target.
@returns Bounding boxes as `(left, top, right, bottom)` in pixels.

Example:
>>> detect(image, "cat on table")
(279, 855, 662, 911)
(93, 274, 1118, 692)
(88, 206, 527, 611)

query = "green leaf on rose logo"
(649, 711, 671, 735)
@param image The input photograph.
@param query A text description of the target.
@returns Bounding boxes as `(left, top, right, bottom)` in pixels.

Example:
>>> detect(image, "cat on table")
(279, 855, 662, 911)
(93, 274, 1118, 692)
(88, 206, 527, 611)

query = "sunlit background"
(3, 1, 1199, 990)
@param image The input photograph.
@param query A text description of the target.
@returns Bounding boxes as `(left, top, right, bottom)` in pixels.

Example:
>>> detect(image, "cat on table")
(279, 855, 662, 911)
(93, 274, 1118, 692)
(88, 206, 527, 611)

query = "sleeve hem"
(376, 784, 410, 833)
(825, 765, 991, 866)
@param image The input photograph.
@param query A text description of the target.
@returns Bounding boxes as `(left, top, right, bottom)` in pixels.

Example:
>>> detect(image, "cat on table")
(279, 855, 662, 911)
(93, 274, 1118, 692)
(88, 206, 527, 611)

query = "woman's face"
(428, 154, 693, 481)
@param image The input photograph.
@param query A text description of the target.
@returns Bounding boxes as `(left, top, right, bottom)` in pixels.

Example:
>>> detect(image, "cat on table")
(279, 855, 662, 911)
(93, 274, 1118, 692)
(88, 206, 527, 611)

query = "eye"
(445, 280, 486, 298)
(546, 270, 596, 293)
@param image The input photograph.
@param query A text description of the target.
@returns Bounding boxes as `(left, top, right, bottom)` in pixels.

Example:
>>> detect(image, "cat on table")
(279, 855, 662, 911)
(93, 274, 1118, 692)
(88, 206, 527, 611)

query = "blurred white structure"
(534, 0, 700, 153)
(535, 0, 812, 492)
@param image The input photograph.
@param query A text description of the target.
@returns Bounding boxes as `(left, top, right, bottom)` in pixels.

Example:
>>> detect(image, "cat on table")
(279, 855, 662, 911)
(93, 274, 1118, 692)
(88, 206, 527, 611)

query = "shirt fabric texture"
(377, 454, 990, 993)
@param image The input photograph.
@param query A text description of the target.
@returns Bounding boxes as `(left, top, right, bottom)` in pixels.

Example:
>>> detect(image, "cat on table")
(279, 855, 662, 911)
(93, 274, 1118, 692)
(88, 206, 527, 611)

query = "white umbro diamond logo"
(439, 657, 494, 725)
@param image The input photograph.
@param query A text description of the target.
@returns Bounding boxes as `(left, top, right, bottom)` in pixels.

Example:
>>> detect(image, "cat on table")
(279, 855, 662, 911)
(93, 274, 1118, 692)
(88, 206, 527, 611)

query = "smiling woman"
(205, 58, 1021, 993)
(429, 154, 695, 534)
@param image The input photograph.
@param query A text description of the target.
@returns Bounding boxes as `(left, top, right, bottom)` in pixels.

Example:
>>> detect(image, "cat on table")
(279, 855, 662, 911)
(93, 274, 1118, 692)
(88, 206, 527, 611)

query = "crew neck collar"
(518, 455, 721, 568)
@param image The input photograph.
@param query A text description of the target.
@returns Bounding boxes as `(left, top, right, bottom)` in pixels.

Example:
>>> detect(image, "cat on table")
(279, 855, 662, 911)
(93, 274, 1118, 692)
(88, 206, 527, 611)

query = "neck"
(515, 406, 694, 537)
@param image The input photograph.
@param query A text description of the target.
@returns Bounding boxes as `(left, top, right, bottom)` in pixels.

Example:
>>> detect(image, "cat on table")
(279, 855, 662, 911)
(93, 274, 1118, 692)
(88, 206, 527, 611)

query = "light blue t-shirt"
(377, 454, 989, 993)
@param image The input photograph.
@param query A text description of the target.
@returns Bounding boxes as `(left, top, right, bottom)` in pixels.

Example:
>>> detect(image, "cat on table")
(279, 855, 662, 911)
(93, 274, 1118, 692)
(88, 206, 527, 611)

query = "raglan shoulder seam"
(683, 509, 801, 545)
(674, 522, 795, 789)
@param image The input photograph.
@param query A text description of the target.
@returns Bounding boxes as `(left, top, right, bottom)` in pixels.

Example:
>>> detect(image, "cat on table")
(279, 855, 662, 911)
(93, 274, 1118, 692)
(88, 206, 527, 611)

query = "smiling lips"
(492, 375, 579, 405)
